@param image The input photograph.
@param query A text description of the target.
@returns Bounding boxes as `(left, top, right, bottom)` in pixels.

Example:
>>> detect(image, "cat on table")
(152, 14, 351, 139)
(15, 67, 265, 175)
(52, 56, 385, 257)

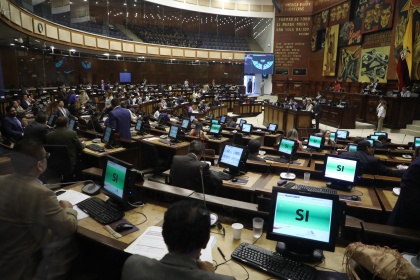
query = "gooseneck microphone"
(45, 179, 94, 189)
(199, 165, 206, 208)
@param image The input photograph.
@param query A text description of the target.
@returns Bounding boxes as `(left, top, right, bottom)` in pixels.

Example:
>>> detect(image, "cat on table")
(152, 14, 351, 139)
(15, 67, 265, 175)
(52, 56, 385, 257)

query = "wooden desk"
(136, 137, 190, 155)
(320, 105, 356, 129)
(375, 187, 398, 214)
(69, 183, 347, 279)
(263, 133, 281, 147)
(82, 140, 133, 169)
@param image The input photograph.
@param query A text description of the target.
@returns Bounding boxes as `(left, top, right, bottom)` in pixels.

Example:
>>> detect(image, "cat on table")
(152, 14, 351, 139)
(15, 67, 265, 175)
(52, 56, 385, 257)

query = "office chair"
(139, 142, 170, 176)
(41, 145, 74, 183)
(233, 133, 243, 145)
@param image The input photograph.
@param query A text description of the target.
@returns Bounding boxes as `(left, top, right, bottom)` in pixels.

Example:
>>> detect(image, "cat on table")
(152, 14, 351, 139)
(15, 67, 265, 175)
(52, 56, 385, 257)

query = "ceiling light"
(103, 53, 109, 56)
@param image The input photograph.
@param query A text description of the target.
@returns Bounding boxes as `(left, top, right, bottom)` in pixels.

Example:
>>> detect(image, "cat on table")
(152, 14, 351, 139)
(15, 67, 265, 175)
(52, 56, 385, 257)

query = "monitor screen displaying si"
(211, 119, 219, 125)
(415, 137, 420, 148)
(278, 138, 297, 156)
(244, 53, 274, 75)
(336, 130, 349, 139)
(323, 155, 359, 185)
(348, 144, 357, 152)
(103, 159, 127, 199)
(242, 123, 252, 134)
(308, 135, 322, 149)
(209, 124, 222, 134)
(329, 132, 336, 142)
(266, 187, 340, 259)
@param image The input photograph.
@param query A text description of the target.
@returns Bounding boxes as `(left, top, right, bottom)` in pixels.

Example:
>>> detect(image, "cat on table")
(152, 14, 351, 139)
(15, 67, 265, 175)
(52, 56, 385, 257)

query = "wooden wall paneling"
(20, 12, 32, 31)
(9, 4, 20, 26)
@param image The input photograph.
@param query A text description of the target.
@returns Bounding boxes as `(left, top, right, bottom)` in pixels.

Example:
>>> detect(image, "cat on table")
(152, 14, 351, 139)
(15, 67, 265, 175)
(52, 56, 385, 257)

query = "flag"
(397, 10, 412, 90)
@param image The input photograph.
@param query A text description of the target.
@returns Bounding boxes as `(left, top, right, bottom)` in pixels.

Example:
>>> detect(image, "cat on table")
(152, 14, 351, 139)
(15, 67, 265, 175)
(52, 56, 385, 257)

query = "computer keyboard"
(294, 184, 337, 195)
(77, 197, 125, 224)
(85, 143, 105, 152)
(231, 243, 317, 280)
(264, 156, 289, 163)
(159, 139, 171, 145)
(212, 170, 232, 180)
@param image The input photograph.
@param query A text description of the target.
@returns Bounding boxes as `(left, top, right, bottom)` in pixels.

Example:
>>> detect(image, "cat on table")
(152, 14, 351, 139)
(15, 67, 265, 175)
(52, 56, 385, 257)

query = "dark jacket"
(2, 116, 24, 141)
(46, 127, 84, 169)
(108, 106, 132, 140)
(170, 153, 222, 195)
(24, 121, 50, 144)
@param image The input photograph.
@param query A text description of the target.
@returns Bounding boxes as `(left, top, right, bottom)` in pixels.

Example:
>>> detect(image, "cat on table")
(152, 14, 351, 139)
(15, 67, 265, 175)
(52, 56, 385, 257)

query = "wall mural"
(338, 19, 363, 46)
(338, 45, 362, 82)
(329, 1, 350, 26)
(323, 24, 339, 76)
(361, 0, 395, 34)
(359, 46, 390, 83)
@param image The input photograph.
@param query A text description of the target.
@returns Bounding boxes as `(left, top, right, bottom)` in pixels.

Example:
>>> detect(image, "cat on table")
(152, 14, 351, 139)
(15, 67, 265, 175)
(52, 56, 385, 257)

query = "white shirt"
(153, 110, 160, 119)
(377, 106, 386, 118)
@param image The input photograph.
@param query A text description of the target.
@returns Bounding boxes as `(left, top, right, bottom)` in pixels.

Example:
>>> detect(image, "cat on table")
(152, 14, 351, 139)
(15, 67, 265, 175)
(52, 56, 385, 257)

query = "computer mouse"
(232, 178, 238, 182)
(232, 130, 237, 133)
(351, 195, 359, 201)
(115, 223, 134, 232)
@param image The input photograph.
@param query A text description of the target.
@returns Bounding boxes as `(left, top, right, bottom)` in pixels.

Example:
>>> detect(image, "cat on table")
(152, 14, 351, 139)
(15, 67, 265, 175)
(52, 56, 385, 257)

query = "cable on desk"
(129, 209, 148, 226)
(350, 190, 364, 197)
(214, 258, 249, 280)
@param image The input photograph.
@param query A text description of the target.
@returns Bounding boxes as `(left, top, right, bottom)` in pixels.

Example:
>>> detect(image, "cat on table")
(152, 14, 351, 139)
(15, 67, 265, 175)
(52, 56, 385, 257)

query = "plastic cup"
(214, 159, 219, 167)
(252, 217, 264, 238)
(304, 172, 310, 183)
(232, 223, 244, 240)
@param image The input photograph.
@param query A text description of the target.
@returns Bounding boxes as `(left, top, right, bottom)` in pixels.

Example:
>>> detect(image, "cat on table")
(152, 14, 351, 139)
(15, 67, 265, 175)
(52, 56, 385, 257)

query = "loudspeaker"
(272, 0, 282, 12)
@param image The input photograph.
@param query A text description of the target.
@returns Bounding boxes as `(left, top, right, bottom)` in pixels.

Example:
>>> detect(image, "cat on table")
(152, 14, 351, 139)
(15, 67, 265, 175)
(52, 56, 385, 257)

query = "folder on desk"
(124, 226, 215, 262)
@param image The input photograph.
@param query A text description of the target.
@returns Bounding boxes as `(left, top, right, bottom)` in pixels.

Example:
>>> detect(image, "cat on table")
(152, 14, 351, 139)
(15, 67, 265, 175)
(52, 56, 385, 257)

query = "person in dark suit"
(247, 139, 266, 162)
(122, 200, 235, 280)
(108, 98, 132, 140)
(311, 100, 323, 130)
(46, 116, 84, 171)
(55, 100, 77, 119)
(24, 112, 51, 144)
(170, 140, 222, 195)
(388, 147, 420, 230)
(20, 94, 32, 110)
(2, 106, 24, 142)
(340, 140, 403, 177)
(88, 112, 104, 133)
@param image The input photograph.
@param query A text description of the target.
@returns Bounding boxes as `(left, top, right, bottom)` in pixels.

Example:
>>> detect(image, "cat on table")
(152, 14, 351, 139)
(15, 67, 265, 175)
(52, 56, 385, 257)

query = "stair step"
(413, 120, 420, 126)
(400, 129, 420, 137)
(406, 124, 420, 131)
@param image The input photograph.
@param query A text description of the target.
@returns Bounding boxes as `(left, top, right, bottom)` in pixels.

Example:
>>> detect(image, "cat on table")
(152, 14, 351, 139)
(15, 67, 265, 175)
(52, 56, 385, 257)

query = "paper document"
(124, 226, 215, 262)
(55, 189, 89, 220)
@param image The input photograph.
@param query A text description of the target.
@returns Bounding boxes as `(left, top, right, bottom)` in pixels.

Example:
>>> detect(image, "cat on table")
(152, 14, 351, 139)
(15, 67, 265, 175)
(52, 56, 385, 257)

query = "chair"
(233, 133, 243, 145)
(139, 142, 170, 176)
(41, 145, 73, 183)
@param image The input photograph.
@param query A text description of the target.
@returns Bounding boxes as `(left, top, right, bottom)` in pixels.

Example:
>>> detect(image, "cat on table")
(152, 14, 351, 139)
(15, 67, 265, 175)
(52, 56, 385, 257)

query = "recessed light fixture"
(69, 49, 76, 52)
(10, 43, 14, 46)
(116, 54, 121, 57)
(103, 53, 109, 56)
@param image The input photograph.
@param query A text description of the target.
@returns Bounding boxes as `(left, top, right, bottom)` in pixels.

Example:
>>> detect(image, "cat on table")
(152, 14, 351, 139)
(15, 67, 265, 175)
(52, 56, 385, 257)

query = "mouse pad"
(105, 219, 139, 238)
(339, 195, 361, 203)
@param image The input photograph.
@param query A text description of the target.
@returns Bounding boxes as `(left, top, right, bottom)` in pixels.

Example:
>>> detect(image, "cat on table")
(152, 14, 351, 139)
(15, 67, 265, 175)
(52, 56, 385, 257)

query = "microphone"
(199, 165, 219, 226)
(401, 134, 406, 144)
(280, 153, 296, 180)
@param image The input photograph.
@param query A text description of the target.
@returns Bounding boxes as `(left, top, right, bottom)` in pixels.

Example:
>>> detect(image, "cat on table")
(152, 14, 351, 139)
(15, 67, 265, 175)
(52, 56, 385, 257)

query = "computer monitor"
(209, 113, 214, 120)
(374, 131, 388, 139)
(219, 144, 246, 177)
(307, 135, 323, 151)
(365, 139, 374, 147)
(209, 124, 222, 139)
(239, 119, 247, 128)
(348, 143, 357, 152)
(369, 135, 379, 141)
(47, 114, 57, 127)
(181, 119, 190, 131)
(267, 123, 278, 134)
(168, 125, 180, 143)
(101, 155, 136, 210)
(190, 115, 196, 122)
(414, 137, 420, 148)
(211, 119, 219, 125)
(241, 123, 253, 135)
(135, 119, 144, 135)
(68, 119, 77, 131)
(220, 115, 227, 124)
(336, 130, 349, 140)
(102, 126, 116, 148)
(278, 138, 298, 162)
(266, 187, 340, 262)
(329, 132, 336, 142)
(323, 154, 360, 191)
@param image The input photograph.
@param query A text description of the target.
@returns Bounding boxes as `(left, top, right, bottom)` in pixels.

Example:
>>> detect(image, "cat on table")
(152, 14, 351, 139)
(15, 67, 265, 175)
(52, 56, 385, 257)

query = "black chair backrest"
(43, 145, 72, 182)
(233, 133, 243, 145)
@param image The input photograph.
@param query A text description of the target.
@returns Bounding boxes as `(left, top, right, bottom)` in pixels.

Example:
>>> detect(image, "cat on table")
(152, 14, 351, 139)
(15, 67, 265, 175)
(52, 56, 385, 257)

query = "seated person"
(374, 135, 388, 148)
(189, 122, 209, 141)
(284, 128, 303, 151)
(88, 112, 104, 133)
(121, 200, 235, 280)
(160, 110, 171, 123)
(24, 112, 51, 144)
(170, 140, 221, 195)
(388, 147, 420, 230)
(322, 130, 335, 146)
(340, 140, 403, 178)
(247, 139, 266, 162)
(2, 105, 24, 142)
(226, 117, 237, 128)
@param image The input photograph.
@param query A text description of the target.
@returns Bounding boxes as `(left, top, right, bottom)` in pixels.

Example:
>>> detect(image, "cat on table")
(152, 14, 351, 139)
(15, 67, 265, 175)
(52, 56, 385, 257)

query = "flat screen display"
(135, 120, 143, 131)
(324, 156, 358, 184)
(336, 130, 348, 139)
(278, 138, 296, 156)
(370, 135, 379, 141)
(211, 119, 219, 125)
(68, 119, 75, 130)
(220, 116, 227, 123)
(268, 123, 277, 132)
(365, 139, 374, 147)
(348, 144, 357, 152)
(308, 135, 322, 149)
(47, 115, 56, 126)
(242, 123, 252, 133)
(220, 144, 243, 168)
(270, 191, 334, 243)
(119, 72, 132, 83)
(374, 132, 387, 138)
(103, 160, 127, 199)
(415, 137, 420, 148)
(190, 115, 196, 122)
(329, 132, 336, 142)
(239, 119, 246, 127)
(169, 126, 179, 139)
(181, 119, 189, 129)
(244, 53, 275, 74)
(209, 124, 222, 134)
(103, 126, 112, 143)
